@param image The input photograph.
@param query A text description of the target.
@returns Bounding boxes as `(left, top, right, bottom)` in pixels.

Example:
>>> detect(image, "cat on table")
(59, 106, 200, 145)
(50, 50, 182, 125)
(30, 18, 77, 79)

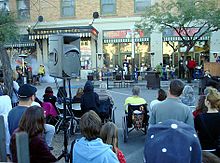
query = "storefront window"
(103, 42, 150, 69)
(80, 39, 92, 69)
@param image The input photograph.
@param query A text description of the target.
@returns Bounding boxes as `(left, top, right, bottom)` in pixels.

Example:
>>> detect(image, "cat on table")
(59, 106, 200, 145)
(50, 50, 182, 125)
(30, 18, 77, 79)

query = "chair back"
(125, 74, 132, 80)
(115, 75, 122, 80)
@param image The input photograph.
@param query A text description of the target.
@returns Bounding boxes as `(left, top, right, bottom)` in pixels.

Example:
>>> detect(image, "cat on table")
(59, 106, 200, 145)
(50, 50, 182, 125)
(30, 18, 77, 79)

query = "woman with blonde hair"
(73, 87, 84, 103)
(100, 122, 126, 163)
(194, 87, 220, 157)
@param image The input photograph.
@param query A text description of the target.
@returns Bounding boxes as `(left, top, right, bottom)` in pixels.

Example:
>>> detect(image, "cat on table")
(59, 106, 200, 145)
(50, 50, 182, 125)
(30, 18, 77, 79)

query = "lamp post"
(126, 27, 140, 75)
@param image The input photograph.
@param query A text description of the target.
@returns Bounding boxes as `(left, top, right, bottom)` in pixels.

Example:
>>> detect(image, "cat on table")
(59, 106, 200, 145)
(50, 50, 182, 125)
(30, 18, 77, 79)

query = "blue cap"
(144, 119, 202, 163)
(18, 84, 37, 98)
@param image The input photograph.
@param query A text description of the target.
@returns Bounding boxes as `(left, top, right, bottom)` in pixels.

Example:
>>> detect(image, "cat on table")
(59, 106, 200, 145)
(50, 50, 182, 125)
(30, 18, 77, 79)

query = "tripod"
(56, 78, 73, 163)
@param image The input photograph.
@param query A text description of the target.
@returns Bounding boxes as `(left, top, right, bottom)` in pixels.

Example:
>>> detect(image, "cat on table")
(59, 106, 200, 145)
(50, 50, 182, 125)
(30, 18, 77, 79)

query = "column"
(150, 32, 163, 68)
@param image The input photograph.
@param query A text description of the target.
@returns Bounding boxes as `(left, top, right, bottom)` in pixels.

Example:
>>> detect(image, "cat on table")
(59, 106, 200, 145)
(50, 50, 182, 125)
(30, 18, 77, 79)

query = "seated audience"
(0, 84, 12, 155)
(194, 87, 220, 157)
(144, 119, 202, 163)
(7, 84, 55, 149)
(10, 106, 57, 162)
(193, 95, 208, 118)
(72, 110, 119, 163)
(149, 79, 194, 127)
(124, 86, 146, 113)
(57, 86, 67, 104)
(73, 88, 84, 103)
(181, 85, 196, 106)
(43, 86, 57, 108)
(149, 88, 167, 115)
(100, 122, 126, 163)
(80, 80, 100, 115)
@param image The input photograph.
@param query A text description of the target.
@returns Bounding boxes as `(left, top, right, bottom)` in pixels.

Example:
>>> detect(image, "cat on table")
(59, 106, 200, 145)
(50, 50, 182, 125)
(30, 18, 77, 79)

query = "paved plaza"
(34, 78, 200, 163)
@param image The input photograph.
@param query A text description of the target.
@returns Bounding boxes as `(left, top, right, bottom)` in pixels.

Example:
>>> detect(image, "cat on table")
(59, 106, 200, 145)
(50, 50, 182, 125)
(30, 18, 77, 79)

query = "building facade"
(2, 0, 220, 78)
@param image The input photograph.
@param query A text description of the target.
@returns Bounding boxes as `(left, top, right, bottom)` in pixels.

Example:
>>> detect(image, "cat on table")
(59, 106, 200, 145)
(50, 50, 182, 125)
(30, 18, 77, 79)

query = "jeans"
(44, 124, 55, 147)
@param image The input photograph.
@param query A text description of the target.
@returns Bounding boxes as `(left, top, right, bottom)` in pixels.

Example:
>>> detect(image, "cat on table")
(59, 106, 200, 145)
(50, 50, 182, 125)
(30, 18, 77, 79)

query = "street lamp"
(126, 27, 140, 74)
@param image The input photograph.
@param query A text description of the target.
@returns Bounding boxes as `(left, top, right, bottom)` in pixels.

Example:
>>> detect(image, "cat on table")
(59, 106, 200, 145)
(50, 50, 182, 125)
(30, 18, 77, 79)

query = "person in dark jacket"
(43, 86, 57, 108)
(80, 80, 100, 115)
(10, 106, 57, 163)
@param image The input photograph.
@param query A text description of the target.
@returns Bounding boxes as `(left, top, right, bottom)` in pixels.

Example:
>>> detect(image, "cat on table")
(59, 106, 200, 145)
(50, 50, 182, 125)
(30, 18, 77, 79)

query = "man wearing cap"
(7, 84, 55, 149)
(149, 79, 194, 127)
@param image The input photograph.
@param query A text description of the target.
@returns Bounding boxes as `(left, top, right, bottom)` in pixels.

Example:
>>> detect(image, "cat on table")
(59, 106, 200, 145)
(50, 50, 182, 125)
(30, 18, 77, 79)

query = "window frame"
(100, 0, 116, 15)
(17, 0, 30, 20)
(60, 0, 75, 17)
(134, 0, 151, 13)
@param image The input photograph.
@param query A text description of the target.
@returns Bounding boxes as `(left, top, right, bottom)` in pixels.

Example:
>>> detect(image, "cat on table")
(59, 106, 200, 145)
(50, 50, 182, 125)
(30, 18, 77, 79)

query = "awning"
(163, 36, 210, 41)
(29, 32, 91, 40)
(4, 42, 35, 48)
(28, 26, 98, 40)
(103, 37, 150, 43)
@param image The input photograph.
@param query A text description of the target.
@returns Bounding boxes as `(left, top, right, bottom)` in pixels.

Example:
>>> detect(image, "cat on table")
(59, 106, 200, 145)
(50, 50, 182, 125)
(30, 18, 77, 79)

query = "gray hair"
(132, 86, 140, 96)
(100, 83, 107, 90)
(182, 85, 194, 97)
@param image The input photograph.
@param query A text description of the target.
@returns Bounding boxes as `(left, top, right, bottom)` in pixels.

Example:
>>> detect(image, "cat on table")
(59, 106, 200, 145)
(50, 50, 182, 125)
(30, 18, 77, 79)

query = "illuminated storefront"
(103, 29, 150, 70)
(162, 28, 210, 67)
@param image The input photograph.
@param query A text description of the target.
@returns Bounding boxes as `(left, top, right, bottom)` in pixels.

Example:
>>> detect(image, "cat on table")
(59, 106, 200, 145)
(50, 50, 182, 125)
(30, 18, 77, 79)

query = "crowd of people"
(1, 65, 220, 162)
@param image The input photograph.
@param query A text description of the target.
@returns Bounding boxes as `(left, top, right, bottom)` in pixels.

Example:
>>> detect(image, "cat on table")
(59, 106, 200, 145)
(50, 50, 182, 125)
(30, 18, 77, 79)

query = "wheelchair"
(122, 103, 149, 143)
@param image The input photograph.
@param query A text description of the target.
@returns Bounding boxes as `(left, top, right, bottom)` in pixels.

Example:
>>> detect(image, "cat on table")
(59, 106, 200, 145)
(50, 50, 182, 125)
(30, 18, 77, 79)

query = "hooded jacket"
(72, 137, 119, 163)
(0, 95, 12, 154)
(80, 81, 100, 114)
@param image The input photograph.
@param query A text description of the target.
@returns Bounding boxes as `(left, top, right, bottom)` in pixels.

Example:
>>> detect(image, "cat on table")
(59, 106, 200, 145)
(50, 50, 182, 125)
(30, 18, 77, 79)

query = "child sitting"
(100, 122, 126, 163)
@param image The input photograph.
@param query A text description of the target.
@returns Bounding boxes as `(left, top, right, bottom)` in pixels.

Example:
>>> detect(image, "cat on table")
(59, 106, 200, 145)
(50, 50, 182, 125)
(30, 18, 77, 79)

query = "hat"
(18, 84, 37, 98)
(144, 120, 202, 163)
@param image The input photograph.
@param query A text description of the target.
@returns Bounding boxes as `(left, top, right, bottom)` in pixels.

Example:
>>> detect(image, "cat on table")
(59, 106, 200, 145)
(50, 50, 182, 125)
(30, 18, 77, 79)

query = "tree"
(0, 10, 18, 97)
(137, 0, 220, 55)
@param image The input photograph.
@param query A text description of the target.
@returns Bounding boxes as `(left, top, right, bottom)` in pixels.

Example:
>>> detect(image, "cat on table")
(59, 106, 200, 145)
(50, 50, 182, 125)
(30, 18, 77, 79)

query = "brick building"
(1, 0, 220, 78)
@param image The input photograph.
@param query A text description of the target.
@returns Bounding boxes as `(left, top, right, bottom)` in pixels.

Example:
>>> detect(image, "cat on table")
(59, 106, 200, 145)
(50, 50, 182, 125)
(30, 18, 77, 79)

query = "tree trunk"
(0, 43, 13, 97)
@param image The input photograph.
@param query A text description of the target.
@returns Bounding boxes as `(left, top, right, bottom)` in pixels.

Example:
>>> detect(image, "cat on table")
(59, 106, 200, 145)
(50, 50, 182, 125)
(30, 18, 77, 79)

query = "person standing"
(187, 58, 196, 83)
(123, 59, 129, 76)
(178, 57, 185, 79)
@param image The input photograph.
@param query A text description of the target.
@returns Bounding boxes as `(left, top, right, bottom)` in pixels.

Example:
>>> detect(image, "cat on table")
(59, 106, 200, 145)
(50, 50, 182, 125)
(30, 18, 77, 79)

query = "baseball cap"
(18, 84, 37, 98)
(144, 119, 202, 163)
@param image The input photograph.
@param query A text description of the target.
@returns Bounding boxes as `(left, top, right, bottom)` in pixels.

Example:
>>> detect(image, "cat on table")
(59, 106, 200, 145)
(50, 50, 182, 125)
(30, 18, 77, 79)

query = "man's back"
(8, 106, 28, 135)
(149, 98, 194, 127)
